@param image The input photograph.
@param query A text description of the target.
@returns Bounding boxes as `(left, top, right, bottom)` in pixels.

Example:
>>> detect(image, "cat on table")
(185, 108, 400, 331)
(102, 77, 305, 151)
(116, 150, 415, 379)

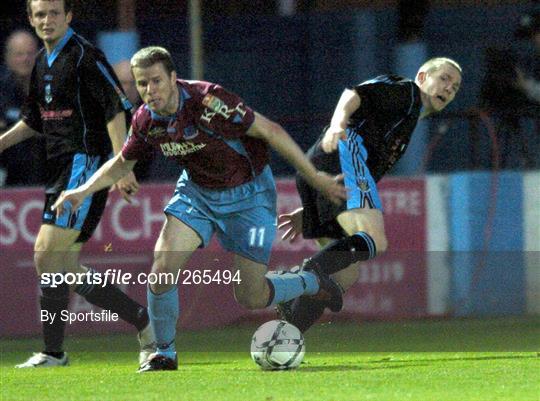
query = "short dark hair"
(27, 0, 73, 17)
(130, 46, 177, 75)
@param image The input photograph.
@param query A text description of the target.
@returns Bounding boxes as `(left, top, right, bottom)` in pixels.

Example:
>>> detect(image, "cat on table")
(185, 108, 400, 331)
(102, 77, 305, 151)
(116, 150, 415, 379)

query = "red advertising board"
(0, 178, 426, 337)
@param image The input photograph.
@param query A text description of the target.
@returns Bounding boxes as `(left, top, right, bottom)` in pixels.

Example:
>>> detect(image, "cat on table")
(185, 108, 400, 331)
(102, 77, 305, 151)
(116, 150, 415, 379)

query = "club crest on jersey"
(200, 94, 247, 124)
(147, 127, 168, 138)
(202, 94, 226, 112)
(45, 84, 52, 104)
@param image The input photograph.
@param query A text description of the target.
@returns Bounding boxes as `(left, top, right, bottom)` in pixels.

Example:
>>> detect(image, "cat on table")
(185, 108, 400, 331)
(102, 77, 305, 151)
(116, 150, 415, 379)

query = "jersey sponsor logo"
(39, 108, 73, 120)
(200, 94, 247, 124)
(159, 141, 206, 157)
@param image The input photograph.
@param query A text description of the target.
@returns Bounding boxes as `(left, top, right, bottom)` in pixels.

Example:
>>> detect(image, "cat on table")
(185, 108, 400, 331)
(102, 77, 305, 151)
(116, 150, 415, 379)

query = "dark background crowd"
(1, 0, 538, 187)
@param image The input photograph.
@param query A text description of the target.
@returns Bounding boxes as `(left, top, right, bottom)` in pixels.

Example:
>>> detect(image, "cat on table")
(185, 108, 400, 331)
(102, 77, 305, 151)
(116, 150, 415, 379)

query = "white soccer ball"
(250, 320, 305, 370)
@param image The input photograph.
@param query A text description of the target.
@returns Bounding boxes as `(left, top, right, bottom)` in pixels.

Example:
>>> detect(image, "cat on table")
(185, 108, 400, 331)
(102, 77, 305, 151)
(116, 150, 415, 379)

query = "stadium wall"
(524, 171, 540, 314)
(448, 172, 526, 316)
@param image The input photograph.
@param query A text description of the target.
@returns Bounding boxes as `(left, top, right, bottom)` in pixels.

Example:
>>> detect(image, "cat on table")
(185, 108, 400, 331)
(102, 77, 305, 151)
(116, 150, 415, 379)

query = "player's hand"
(278, 207, 304, 243)
(310, 171, 347, 206)
(111, 171, 139, 203)
(51, 189, 87, 218)
(321, 126, 347, 153)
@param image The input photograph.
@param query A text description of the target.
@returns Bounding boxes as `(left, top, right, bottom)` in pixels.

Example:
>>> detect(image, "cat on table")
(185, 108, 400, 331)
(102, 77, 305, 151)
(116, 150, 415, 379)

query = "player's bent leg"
(141, 215, 201, 371)
(298, 208, 386, 278)
(277, 240, 360, 333)
(232, 254, 338, 311)
(279, 240, 367, 333)
(33, 224, 81, 275)
(232, 256, 269, 310)
(150, 215, 201, 294)
(336, 208, 388, 255)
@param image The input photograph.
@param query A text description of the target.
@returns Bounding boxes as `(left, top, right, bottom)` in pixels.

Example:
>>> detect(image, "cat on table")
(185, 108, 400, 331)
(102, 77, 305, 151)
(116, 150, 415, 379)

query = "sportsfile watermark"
(40, 268, 241, 288)
(41, 309, 120, 325)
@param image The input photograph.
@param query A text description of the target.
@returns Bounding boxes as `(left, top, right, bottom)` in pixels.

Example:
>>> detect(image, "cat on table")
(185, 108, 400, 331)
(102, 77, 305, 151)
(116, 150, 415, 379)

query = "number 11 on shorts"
(248, 227, 266, 247)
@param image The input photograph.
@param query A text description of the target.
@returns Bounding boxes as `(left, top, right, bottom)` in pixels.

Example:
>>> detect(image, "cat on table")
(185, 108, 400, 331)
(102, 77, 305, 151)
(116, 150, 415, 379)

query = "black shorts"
(297, 135, 347, 240)
(42, 153, 109, 243)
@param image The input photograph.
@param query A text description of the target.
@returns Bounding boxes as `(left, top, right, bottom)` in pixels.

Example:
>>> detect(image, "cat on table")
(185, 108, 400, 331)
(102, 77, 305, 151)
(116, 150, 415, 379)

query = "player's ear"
(28, 10, 36, 27)
(66, 11, 73, 24)
(170, 70, 177, 82)
(416, 71, 427, 84)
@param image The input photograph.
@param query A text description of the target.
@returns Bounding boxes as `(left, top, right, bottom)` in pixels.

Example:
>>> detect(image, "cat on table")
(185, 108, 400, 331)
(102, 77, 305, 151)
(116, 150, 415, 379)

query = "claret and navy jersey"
(22, 27, 131, 160)
(122, 79, 277, 263)
(122, 80, 269, 189)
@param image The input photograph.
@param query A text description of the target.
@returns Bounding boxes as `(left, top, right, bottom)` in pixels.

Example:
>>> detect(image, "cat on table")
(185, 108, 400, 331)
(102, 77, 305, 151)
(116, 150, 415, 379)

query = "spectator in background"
(515, 11, 540, 105)
(480, 12, 539, 170)
(397, 0, 429, 42)
(113, 59, 140, 107)
(0, 30, 46, 186)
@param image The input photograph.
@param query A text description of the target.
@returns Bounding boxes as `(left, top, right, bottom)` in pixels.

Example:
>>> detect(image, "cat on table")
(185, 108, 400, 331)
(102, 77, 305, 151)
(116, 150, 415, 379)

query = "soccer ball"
(250, 320, 305, 370)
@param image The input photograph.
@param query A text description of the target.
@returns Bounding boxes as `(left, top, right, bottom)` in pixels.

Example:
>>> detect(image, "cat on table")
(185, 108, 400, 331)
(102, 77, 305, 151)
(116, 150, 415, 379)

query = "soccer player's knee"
(33, 249, 51, 275)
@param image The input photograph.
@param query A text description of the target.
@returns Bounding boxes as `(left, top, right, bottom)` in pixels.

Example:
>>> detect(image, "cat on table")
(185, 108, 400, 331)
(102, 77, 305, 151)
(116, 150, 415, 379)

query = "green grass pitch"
(1, 317, 539, 401)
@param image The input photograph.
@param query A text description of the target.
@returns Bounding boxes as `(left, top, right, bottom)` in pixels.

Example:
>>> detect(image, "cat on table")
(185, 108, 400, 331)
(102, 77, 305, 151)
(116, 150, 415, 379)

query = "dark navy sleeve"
(80, 49, 131, 123)
(351, 79, 415, 119)
(21, 66, 43, 133)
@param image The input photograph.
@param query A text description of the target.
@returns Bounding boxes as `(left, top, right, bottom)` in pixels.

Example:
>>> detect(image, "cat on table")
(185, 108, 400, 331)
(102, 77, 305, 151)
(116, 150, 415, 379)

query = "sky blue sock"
(265, 271, 319, 306)
(147, 286, 179, 358)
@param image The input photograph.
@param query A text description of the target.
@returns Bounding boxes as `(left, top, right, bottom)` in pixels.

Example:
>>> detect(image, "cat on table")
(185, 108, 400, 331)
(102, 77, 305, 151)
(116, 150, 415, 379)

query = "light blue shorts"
(339, 129, 383, 210)
(164, 165, 277, 264)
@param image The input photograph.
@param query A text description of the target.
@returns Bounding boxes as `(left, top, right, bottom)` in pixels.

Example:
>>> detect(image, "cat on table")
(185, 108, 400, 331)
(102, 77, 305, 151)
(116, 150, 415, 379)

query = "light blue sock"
(265, 271, 319, 306)
(147, 286, 179, 358)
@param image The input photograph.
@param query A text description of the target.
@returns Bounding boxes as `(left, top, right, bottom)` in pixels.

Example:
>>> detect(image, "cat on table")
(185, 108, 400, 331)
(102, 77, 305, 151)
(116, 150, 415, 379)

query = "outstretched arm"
(0, 120, 38, 153)
(321, 88, 361, 153)
(106, 112, 139, 201)
(246, 112, 346, 205)
(52, 153, 137, 217)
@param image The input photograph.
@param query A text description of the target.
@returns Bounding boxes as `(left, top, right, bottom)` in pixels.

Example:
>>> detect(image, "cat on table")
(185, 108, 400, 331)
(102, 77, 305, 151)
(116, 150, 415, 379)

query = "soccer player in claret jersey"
(0, 0, 155, 368)
(277, 58, 462, 332)
(53, 46, 348, 372)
